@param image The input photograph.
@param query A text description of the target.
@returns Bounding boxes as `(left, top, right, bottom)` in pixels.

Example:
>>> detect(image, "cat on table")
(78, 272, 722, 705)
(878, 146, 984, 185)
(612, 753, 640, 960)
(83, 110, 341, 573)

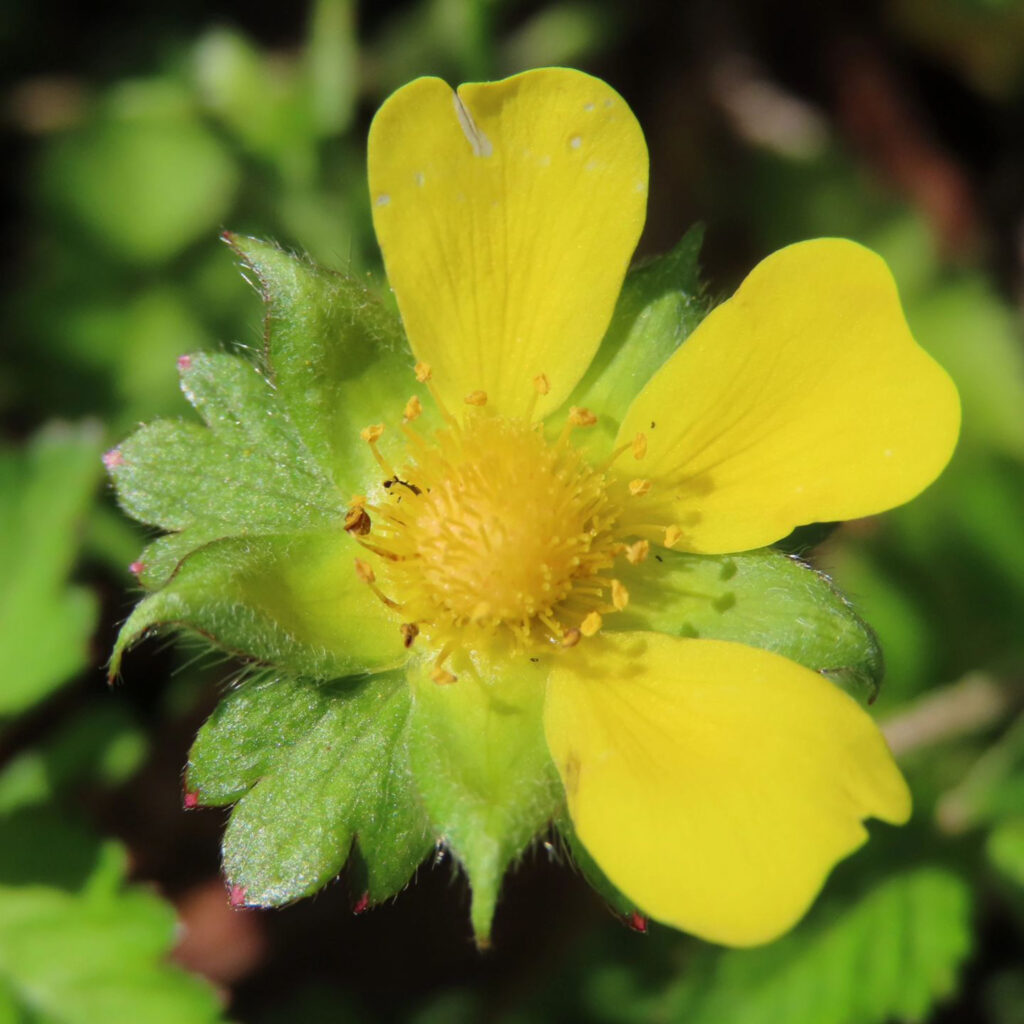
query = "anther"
(561, 628, 582, 648)
(360, 424, 385, 443)
(533, 373, 550, 396)
(664, 525, 682, 548)
(431, 666, 457, 685)
(629, 479, 651, 496)
(632, 432, 647, 460)
(414, 362, 432, 382)
(568, 407, 598, 428)
(611, 579, 630, 611)
(624, 540, 650, 565)
(345, 505, 372, 535)
(464, 390, 488, 407)
(580, 611, 602, 637)
(354, 558, 376, 584)
(400, 623, 419, 648)
(403, 395, 423, 421)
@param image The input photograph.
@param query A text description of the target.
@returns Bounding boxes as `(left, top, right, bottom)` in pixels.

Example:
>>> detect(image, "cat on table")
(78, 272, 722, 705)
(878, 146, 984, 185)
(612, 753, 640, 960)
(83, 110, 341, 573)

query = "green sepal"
(110, 531, 404, 680)
(615, 546, 883, 702)
(567, 225, 707, 452)
(187, 673, 332, 806)
(405, 655, 562, 946)
(225, 234, 435, 496)
(108, 352, 342, 541)
(220, 671, 433, 908)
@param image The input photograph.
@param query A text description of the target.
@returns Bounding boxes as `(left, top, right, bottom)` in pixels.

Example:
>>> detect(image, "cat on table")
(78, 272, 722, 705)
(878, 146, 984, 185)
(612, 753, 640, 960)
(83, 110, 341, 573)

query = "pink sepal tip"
(626, 911, 648, 933)
(229, 885, 248, 908)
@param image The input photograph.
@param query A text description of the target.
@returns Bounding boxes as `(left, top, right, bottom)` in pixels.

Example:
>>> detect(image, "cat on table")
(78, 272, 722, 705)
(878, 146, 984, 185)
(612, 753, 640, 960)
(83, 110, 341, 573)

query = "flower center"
(350, 370, 650, 676)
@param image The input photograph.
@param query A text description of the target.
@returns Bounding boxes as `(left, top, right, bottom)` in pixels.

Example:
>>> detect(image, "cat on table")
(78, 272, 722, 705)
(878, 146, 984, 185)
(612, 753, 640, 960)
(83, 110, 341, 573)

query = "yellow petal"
(615, 239, 961, 553)
(368, 69, 648, 419)
(544, 632, 910, 946)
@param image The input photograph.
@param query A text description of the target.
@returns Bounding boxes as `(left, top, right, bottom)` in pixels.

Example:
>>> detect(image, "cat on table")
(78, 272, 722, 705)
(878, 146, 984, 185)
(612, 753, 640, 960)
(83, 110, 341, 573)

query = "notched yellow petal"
(617, 239, 961, 553)
(544, 633, 911, 947)
(368, 69, 648, 419)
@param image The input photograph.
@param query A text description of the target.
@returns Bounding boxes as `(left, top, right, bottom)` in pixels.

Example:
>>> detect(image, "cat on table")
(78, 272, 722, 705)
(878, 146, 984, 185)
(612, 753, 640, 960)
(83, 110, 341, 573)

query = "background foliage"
(3, 0, 1024, 1020)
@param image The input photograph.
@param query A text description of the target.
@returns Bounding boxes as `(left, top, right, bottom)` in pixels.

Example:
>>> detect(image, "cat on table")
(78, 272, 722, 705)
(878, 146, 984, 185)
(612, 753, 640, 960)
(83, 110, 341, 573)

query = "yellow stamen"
(568, 406, 598, 428)
(431, 666, 457, 685)
(464, 390, 488, 407)
(561, 628, 582, 648)
(360, 424, 385, 443)
(403, 395, 423, 421)
(344, 505, 372, 536)
(400, 623, 419, 648)
(580, 611, 602, 637)
(629, 479, 651, 496)
(354, 558, 376, 584)
(664, 525, 682, 548)
(533, 373, 550, 396)
(611, 579, 630, 611)
(632, 432, 648, 460)
(624, 539, 650, 565)
(414, 362, 432, 382)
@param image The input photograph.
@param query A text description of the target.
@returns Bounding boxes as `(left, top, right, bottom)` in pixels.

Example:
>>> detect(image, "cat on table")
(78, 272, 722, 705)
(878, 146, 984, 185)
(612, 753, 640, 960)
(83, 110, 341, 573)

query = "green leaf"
(568, 225, 707, 450)
(109, 351, 343, 563)
(664, 868, 972, 1024)
(988, 818, 1024, 888)
(43, 80, 237, 265)
(0, 811, 224, 1023)
(615, 547, 883, 702)
(226, 235, 433, 497)
(221, 671, 433, 908)
(0, 424, 102, 717)
(405, 656, 562, 945)
(111, 530, 403, 680)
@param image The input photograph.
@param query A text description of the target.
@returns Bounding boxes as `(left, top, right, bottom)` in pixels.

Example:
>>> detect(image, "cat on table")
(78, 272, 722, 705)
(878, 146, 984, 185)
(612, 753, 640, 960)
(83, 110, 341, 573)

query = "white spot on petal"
(538, 154, 551, 167)
(584, 102, 595, 112)
(375, 194, 391, 206)
(414, 172, 425, 186)
(884, 448, 893, 457)
(603, 98, 614, 108)
(570, 135, 582, 149)
(453, 92, 493, 158)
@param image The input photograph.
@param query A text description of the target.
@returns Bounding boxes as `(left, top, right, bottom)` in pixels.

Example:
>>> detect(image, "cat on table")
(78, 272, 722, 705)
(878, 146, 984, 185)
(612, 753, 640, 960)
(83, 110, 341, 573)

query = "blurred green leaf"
(219, 670, 432, 908)
(662, 868, 972, 1024)
(0, 424, 102, 717)
(42, 80, 237, 265)
(306, 0, 358, 136)
(0, 812, 224, 1022)
(988, 818, 1024, 888)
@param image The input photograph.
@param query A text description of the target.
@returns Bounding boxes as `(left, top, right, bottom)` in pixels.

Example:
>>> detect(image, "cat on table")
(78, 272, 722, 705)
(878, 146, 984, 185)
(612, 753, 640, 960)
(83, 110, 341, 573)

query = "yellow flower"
(361, 67, 960, 946)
